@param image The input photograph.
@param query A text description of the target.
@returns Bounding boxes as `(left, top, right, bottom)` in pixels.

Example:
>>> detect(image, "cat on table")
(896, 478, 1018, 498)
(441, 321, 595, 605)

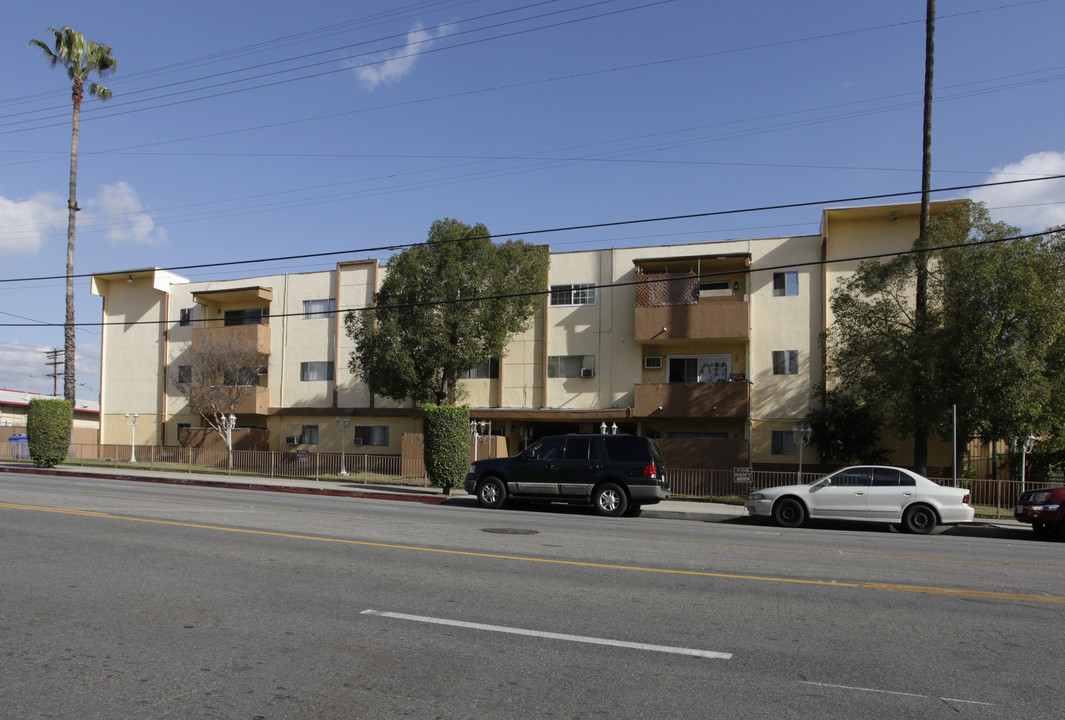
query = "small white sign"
(733, 466, 753, 484)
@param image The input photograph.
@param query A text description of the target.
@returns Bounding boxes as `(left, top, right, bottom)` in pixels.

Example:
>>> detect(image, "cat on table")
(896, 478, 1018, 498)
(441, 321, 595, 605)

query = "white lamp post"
(124, 412, 138, 463)
(224, 413, 237, 470)
(1014, 434, 1036, 493)
(336, 416, 350, 476)
(610, 422, 618, 435)
(793, 424, 812, 482)
(600, 421, 607, 435)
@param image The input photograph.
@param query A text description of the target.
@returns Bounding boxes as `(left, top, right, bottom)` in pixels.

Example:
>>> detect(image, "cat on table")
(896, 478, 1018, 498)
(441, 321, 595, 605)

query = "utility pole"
(44, 349, 64, 396)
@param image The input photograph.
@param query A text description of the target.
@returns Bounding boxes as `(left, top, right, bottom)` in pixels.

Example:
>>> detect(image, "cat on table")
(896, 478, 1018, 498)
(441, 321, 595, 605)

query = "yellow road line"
(4, 501, 1063, 605)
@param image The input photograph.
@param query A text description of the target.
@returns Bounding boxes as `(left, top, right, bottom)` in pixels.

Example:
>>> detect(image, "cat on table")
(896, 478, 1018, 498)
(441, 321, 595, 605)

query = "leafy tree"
(346, 218, 549, 405)
(826, 201, 1065, 472)
(30, 27, 117, 406)
(804, 386, 889, 467)
(173, 332, 267, 466)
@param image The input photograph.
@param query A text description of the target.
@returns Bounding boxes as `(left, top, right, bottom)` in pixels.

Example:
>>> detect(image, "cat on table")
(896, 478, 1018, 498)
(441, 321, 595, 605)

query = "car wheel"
(593, 483, 628, 517)
(476, 477, 506, 510)
(902, 504, 937, 534)
(772, 498, 805, 528)
(622, 504, 643, 517)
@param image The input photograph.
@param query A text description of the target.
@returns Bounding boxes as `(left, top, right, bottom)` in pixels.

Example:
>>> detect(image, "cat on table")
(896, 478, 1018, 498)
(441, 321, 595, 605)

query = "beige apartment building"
(91, 200, 958, 473)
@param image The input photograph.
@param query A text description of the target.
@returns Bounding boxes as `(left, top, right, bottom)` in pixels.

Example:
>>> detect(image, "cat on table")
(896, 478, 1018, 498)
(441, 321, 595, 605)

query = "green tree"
(30, 27, 117, 406)
(826, 201, 1065, 472)
(804, 386, 889, 467)
(345, 218, 549, 405)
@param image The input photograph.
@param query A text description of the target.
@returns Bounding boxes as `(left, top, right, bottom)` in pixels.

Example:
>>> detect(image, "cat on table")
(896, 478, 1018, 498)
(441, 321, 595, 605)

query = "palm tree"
(29, 27, 116, 406)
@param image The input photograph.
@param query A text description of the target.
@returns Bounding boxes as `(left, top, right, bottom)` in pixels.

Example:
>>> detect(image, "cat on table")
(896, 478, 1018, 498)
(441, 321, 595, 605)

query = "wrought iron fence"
(2, 440, 1055, 515)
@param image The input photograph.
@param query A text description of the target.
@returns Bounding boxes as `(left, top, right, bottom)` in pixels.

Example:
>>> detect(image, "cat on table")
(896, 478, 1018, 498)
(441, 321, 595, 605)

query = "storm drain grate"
(481, 528, 539, 535)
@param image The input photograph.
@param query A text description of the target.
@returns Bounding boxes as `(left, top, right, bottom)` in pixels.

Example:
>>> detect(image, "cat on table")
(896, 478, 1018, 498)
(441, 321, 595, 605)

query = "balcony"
(633, 268, 748, 341)
(190, 385, 270, 416)
(634, 380, 749, 419)
(635, 301, 749, 341)
(191, 323, 271, 355)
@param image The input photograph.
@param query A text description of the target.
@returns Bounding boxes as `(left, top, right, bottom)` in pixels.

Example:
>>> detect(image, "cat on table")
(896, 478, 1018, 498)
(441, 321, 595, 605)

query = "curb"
(0, 465, 451, 505)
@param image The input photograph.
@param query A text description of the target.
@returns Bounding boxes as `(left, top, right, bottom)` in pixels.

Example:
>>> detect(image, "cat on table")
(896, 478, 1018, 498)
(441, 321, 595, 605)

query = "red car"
(1014, 487, 1065, 539)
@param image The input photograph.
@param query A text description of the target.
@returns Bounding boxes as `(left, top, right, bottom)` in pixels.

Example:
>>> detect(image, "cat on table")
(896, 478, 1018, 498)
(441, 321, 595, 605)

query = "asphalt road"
(2, 471, 1061, 719)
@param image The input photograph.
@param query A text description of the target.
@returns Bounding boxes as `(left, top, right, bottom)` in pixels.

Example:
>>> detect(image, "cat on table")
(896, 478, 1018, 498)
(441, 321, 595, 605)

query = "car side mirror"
(520, 448, 535, 460)
(821, 478, 832, 486)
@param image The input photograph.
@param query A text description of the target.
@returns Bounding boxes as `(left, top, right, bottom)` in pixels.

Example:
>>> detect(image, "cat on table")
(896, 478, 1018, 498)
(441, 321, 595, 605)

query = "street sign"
(733, 466, 753, 484)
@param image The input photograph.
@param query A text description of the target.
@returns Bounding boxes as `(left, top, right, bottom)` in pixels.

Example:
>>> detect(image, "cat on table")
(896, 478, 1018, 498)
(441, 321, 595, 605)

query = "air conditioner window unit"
(285, 435, 302, 444)
(644, 356, 663, 369)
(580, 367, 595, 378)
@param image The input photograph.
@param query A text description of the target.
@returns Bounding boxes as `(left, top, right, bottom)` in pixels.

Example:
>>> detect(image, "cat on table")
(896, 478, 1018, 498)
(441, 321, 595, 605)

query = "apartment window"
(223, 367, 260, 386)
(302, 298, 336, 320)
(300, 361, 335, 381)
(224, 308, 267, 326)
(179, 308, 193, 326)
(549, 283, 597, 307)
(772, 350, 799, 375)
(773, 272, 799, 296)
(698, 280, 730, 292)
(301, 425, 319, 444)
(353, 425, 389, 447)
(667, 354, 730, 383)
(176, 365, 192, 384)
(460, 358, 499, 379)
(548, 355, 595, 378)
(771, 430, 797, 455)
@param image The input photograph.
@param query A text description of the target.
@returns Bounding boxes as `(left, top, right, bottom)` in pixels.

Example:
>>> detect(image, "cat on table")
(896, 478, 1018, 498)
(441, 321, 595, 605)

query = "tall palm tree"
(29, 27, 116, 406)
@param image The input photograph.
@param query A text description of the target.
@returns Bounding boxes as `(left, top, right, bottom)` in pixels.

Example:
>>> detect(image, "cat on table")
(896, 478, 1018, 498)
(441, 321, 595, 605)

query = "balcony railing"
(634, 380, 749, 418)
(191, 323, 270, 355)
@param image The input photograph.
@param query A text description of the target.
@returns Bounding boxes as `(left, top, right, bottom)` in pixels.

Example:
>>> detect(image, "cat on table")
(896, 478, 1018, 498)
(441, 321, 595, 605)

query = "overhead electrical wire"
(0, 173, 1060, 292)
(1, 224, 1057, 330)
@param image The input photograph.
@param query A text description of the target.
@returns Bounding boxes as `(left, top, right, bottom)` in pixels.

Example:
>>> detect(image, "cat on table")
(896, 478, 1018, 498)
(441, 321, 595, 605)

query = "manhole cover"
(482, 528, 539, 535)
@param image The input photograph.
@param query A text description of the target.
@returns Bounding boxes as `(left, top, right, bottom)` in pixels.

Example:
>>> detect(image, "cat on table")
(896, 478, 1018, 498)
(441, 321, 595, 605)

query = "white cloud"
(351, 23, 453, 90)
(80, 181, 167, 246)
(0, 192, 65, 255)
(970, 151, 1065, 231)
(0, 340, 101, 403)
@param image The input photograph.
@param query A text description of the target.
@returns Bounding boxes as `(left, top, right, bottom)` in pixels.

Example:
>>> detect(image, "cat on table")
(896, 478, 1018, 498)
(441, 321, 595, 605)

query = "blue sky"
(2, 0, 1064, 402)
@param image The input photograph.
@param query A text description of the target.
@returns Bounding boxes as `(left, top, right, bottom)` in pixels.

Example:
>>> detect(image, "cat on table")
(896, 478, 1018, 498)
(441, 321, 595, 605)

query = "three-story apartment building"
(90, 200, 958, 472)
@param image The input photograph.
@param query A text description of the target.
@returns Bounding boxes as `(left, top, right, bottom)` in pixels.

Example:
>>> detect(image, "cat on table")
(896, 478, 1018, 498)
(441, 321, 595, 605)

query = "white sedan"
(745, 466, 975, 534)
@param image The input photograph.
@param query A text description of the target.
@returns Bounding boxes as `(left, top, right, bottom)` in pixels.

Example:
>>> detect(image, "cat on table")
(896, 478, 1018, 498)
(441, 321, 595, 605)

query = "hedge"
(26, 398, 73, 468)
(422, 404, 470, 494)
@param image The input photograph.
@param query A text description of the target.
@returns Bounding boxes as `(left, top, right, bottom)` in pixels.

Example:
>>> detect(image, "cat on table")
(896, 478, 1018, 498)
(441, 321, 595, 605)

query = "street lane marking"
(800, 681, 993, 706)
(6, 479, 1061, 571)
(361, 609, 732, 659)
(4, 501, 1065, 605)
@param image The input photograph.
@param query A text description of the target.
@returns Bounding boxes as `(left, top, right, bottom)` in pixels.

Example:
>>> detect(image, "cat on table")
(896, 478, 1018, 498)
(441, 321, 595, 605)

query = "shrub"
(26, 398, 72, 468)
(423, 404, 470, 494)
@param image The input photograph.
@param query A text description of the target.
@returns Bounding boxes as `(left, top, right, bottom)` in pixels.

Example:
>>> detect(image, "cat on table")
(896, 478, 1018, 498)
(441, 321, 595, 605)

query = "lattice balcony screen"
(634, 270, 699, 307)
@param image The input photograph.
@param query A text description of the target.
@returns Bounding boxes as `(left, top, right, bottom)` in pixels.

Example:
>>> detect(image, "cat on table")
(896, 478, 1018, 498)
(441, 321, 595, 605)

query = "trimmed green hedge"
(422, 404, 470, 494)
(26, 398, 73, 468)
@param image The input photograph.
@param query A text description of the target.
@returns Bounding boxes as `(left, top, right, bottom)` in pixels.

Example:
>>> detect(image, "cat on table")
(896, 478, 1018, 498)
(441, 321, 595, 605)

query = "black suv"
(463, 434, 669, 517)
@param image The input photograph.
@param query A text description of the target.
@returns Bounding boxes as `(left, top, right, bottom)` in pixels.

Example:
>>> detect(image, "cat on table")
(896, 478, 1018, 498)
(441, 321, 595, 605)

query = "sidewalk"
(0, 461, 746, 522)
(0, 461, 1024, 529)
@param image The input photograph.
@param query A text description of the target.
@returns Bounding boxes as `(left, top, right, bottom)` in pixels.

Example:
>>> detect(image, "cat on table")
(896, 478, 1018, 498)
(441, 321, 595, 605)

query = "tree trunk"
(64, 81, 83, 406)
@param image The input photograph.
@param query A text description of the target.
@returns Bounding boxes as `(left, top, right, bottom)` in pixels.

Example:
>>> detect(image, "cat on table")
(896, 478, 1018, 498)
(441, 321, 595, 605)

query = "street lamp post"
(224, 413, 237, 471)
(793, 424, 812, 482)
(1014, 434, 1036, 493)
(336, 416, 350, 476)
(124, 412, 138, 463)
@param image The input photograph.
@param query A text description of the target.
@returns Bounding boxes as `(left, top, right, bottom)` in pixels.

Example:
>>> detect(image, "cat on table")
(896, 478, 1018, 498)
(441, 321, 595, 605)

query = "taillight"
(643, 463, 658, 478)
(962, 492, 971, 504)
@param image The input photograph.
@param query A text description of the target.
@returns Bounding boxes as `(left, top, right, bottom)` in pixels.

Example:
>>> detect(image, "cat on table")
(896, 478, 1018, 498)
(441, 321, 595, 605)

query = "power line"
(1, 174, 1061, 287)
(1, 225, 1057, 330)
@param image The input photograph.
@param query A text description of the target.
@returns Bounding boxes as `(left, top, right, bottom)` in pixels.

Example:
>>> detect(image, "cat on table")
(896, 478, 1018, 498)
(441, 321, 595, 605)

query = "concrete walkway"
(0, 461, 1025, 530)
